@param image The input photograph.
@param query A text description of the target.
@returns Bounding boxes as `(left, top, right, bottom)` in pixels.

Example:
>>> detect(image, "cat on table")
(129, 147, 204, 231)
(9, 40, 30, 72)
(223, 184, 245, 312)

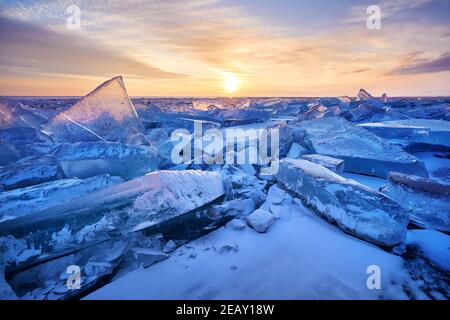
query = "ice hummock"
(43, 76, 145, 144)
(294, 117, 428, 178)
(276, 158, 408, 246)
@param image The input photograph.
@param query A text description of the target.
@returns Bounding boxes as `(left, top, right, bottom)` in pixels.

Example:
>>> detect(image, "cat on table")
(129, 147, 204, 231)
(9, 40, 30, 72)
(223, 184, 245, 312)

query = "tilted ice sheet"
(296, 117, 428, 178)
(276, 158, 408, 246)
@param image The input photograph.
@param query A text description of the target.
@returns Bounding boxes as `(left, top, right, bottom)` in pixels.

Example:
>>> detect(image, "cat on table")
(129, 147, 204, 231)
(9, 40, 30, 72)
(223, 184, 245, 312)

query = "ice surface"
(44, 76, 145, 144)
(298, 104, 340, 121)
(208, 198, 255, 218)
(220, 164, 267, 206)
(286, 142, 310, 159)
(126, 170, 226, 232)
(276, 159, 408, 246)
(381, 172, 450, 232)
(7, 239, 129, 300)
(0, 127, 52, 146)
(0, 170, 225, 268)
(0, 156, 64, 191)
(0, 140, 19, 166)
(399, 102, 450, 121)
(0, 97, 46, 129)
(359, 119, 450, 151)
(294, 117, 428, 178)
(216, 109, 271, 126)
(51, 141, 160, 180)
(2, 93, 449, 299)
(301, 154, 345, 175)
(0, 174, 123, 222)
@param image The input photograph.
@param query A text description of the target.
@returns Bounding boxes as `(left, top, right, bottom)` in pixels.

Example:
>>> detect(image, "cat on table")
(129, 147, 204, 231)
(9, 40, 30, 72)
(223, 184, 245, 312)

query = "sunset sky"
(0, 0, 449, 97)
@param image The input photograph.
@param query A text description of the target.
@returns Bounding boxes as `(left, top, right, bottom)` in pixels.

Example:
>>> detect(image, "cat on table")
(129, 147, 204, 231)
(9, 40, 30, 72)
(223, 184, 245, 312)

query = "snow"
(406, 230, 450, 271)
(86, 200, 415, 300)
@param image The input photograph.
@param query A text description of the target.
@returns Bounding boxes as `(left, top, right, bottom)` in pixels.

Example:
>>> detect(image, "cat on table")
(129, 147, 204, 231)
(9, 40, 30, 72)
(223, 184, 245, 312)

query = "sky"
(0, 0, 449, 97)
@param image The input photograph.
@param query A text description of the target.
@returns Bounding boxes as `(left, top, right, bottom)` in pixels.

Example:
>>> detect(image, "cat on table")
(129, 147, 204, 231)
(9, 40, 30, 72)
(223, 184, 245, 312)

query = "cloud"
(0, 1, 449, 96)
(388, 52, 450, 75)
(0, 14, 183, 79)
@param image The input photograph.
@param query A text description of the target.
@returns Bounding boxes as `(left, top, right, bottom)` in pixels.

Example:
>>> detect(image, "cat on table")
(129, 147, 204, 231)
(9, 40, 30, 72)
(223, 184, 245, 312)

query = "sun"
(224, 73, 240, 95)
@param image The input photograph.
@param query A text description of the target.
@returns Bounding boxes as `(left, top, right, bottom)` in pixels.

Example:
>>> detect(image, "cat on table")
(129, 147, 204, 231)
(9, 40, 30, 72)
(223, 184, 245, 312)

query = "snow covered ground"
(87, 187, 445, 300)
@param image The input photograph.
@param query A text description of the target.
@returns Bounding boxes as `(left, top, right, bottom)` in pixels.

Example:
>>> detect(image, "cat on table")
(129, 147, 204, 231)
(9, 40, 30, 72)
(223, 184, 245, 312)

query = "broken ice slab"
(0, 97, 46, 130)
(7, 239, 129, 300)
(208, 198, 256, 218)
(298, 104, 341, 121)
(381, 172, 450, 233)
(399, 103, 450, 121)
(0, 174, 123, 222)
(356, 88, 375, 101)
(301, 154, 345, 175)
(0, 170, 225, 268)
(286, 142, 310, 159)
(215, 109, 271, 127)
(358, 119, 450, 152)
(130, 247, 168, 268)
(276, 159, 408, 246)
(246, 209, 276, 233)
(340, 100, 408, 123)
(0, 127, 53, 146)
(0, 156, 64, 191)
(43, 76, 145, 144)
(296, 117, 428, 178)
(51, 141, 160, 180)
